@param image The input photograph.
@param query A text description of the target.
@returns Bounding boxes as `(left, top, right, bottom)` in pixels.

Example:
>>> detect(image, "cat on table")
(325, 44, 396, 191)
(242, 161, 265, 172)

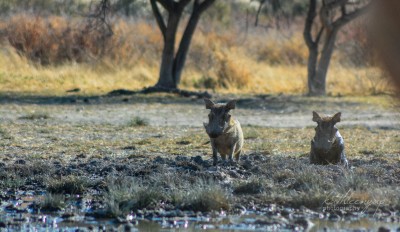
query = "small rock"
(192, 155, 204, 164)
(124, 222, 134, 232)
(328, 214, 341, 221)
(14, 159, 26, 164)
(98, 225, 106, 231)
(115, 164, 128, 171)
(378, 226, 390, 232)
(61, 213, 76, 219)
(89, 160, 98, 165)
(251, 166, 261, 173)
(154, 156, 165, 164)
(242, 160, 252, 170)
(176, 209, 185, 217)
(281, 209, 291, 217)
(295, 218, 314, 230)
(175, 156, 188, 162)
(252, 154, 265, 161)
(232, 204, 246, 214)
(76, 154, 86, 159)
(228, 170, 240, 178)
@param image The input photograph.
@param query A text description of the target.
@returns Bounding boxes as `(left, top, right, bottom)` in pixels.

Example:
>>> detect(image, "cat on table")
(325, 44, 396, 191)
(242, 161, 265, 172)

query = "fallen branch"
(107, 86, 212, 99)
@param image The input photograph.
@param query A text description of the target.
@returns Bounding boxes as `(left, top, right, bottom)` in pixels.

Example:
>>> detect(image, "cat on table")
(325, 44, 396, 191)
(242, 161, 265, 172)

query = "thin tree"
(150, 0, 215, 89)
(304, 0, 369, 96)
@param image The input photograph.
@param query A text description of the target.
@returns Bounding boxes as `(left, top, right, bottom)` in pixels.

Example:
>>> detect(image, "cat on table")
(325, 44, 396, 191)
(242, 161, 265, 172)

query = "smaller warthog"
(203, 99, 244, 166)
(310, 111, 348, 167)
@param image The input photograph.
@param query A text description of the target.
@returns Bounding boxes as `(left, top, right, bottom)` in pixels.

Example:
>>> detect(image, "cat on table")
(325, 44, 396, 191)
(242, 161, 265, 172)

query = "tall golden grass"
(0, 13, 394, 96)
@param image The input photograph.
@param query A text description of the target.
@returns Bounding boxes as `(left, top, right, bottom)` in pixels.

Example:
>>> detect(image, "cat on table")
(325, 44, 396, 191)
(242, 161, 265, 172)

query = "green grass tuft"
(40, 194, 66, 212)
(47, 175, 90, 194)
(233, 178, 267, 194)
(128, 116, 149, 127)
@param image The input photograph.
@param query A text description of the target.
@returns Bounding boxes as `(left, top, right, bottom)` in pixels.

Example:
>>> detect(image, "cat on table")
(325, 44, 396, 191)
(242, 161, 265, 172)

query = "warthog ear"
(225, 100, 237, 111)
(332, 112, 341, 124)
(204, 98, 215, 109)
(312, 111, 322, 122)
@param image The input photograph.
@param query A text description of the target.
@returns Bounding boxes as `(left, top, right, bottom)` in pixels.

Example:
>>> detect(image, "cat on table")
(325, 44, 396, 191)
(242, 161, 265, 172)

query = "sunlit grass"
(0, 50, 392, 96)
(0, 14, 395, 96)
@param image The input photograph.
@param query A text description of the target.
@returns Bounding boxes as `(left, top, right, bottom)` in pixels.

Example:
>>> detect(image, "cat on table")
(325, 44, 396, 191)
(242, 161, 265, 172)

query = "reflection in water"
(0, 195, 398, 231)
(310, 218, 399, 232)
(1, 212, 399, 231)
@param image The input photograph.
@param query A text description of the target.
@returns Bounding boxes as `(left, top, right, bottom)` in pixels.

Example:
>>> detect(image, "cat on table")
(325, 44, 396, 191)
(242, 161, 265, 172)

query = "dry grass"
(47, 175, 91, 194)
(0, 14, 395, 96)
(40, 194, 66, 212)
(104, 175, 230, 217)
(0, 100, 398, 215)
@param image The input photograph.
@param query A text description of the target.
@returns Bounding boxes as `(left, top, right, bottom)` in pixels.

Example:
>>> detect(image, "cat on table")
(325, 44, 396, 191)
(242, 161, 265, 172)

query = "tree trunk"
(151, 0, 215, 90)
(173, 11, 201, 86)
(255, 1, 264, 27)
(308, 30, 338, 96)
(316, 30, 338, 95)
(156, 12, 181, 89)
(307, 44, 319, 95)
(304, 0, 368, 96)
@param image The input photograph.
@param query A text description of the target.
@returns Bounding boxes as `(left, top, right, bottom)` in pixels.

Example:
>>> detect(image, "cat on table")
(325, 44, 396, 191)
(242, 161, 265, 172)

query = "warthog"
(310, 111, 348, 167)
(203, 99, 244, 166)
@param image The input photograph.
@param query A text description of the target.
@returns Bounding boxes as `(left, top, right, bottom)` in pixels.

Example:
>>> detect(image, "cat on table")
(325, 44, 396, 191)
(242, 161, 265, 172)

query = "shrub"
(214, 51, 252, 89)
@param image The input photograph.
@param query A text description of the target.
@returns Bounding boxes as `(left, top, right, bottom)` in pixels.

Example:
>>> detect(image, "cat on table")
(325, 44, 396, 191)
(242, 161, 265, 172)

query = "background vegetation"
(0, 0, 392, 96)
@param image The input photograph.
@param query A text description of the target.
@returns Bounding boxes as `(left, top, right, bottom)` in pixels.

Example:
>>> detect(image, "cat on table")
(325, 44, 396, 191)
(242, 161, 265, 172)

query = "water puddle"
(0, 194, 398, 231)
(1, 211, 399, 231)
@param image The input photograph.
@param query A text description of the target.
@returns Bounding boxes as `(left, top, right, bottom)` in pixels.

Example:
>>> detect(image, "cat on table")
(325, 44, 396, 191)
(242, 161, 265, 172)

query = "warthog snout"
(203, 122, 221, 138)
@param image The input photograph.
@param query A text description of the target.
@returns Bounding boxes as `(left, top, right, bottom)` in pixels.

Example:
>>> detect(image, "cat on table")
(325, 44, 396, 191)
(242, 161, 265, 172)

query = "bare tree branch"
(254, 0, 265, 27)
(304, 0, 317, 48)
(332, 3, 370, 29)
(176, 0, 192, 11)
(323, 0, 349, 11)
(150, 0, 167, 39)
(154, 0, 174, 12)
(195, 0, 216, 14)
(315, 26, 325, 44)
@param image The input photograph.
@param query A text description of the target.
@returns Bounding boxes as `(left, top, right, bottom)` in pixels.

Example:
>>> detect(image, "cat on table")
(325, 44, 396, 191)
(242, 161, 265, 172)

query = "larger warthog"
(203, 99, 244, 166)
(310, 111, 348, 167)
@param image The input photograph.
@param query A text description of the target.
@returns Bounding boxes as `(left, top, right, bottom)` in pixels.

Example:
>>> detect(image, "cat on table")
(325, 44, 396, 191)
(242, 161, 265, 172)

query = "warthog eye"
(225, 114, 231, 121)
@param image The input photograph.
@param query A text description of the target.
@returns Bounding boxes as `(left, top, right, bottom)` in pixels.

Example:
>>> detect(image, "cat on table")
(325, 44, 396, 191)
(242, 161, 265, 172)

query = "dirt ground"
(0, 93, 399, 231)
(0, 94, 399, 128)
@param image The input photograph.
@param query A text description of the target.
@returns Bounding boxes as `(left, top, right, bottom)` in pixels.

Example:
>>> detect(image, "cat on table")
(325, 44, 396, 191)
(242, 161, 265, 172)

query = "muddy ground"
(0, 93, 399, 231)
